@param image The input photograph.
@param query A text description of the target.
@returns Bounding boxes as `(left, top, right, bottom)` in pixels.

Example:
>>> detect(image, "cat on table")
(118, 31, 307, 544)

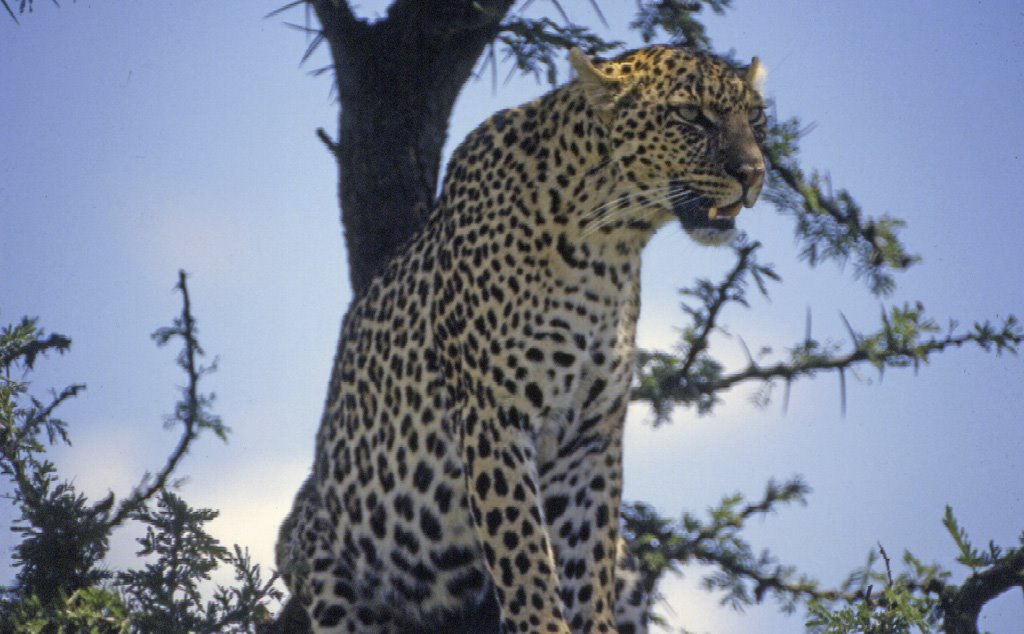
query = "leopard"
(276, 44, 768, 634)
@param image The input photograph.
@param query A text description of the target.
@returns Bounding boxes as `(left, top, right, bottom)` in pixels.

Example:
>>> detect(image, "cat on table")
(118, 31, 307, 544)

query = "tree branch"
(2, 0, 18, 24)
(106, 270, 223, 529)
(308, 0, 370, 89)
(0, 331, 71, 369)
(496, 15, 622, 84)
(940, 548, 1024, 634)
(630, 0, 733, 51)
(635, 292, 1020, 421)
(624, 477, 844, 613)
(315, 127, 338, 154)
(705, 316, 1019, 395)
(763, 117, 919, 296)
(676, 241, 762, 380)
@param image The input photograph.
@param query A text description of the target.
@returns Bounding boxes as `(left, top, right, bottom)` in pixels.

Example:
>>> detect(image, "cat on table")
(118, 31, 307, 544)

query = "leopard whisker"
(583, 185, 676, 223)
(580, 186, 699, 239)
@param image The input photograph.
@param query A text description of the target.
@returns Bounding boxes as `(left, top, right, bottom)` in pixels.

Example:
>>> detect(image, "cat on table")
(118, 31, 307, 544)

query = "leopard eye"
(671, 104, 719, 131)
(673, 104, 701, 122)
(748, 107, 766, 125)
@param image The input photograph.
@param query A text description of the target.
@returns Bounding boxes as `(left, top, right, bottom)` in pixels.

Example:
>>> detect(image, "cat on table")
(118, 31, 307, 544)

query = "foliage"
(806, 583, 937, 634)
(117, 491, 281, 633)
(490, 1, 730, 86)
(1, 586, 131, 634)
(1, 317, 107, 606)
(804, 509, 1024, 634)
(1, 273, 281, 633)
(625, 487, 1024, 634)
(630, 0, 732, 50)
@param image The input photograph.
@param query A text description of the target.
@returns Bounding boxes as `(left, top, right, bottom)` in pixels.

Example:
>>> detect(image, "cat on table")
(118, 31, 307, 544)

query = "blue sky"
(2, 1, 1022, 631)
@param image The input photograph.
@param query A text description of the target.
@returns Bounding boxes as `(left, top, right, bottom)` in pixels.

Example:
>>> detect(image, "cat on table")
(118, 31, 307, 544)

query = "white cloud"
(651, 569, 799, 633)
(117, 204, 261, 283)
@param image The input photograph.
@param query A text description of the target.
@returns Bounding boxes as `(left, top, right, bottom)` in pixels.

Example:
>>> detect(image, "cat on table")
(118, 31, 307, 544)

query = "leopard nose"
(730, 161, 765, 190)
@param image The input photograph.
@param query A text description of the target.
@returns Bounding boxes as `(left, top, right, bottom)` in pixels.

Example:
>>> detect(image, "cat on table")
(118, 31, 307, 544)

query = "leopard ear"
(744, 57, 766, 95)
(569, 48, 621, 114)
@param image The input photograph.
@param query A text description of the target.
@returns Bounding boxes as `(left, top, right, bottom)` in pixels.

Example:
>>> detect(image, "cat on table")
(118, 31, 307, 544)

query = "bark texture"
(312, 0, 516, 295)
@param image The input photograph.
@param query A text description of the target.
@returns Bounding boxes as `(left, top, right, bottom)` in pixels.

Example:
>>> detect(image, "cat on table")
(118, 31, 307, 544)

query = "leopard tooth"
(708, 206, 719, 220)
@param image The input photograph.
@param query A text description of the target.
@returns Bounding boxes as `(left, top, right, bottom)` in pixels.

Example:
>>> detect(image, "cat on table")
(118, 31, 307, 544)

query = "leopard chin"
(672, 190, 740, 246)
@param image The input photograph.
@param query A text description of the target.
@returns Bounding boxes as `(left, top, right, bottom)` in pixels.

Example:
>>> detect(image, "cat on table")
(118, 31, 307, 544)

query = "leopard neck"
(437, 83, 649, 259)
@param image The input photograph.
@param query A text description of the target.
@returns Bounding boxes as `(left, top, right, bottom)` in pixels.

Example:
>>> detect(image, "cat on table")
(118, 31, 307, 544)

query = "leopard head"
(571, 45, 767, 246)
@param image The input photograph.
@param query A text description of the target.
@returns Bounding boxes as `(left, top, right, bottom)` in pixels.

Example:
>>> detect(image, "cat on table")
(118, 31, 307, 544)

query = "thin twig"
(878, 542, 893, 586)
(316, 127, 339, 154)
(2, 0, 19, 24)
(677, 242, 759, 378)
(107, 271, 202, 528)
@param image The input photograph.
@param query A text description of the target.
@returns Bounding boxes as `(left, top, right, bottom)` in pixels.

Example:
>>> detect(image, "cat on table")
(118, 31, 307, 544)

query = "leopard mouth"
(671, 184, 743, 233)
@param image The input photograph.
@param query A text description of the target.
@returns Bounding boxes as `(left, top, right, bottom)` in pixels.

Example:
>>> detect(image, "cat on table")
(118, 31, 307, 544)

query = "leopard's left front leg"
(458, 398, 575, 634)
(538, 389, 628, 634)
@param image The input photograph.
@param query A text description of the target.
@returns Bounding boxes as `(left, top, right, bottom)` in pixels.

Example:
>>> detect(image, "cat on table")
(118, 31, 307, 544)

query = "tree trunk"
(312, 0, 515, 295)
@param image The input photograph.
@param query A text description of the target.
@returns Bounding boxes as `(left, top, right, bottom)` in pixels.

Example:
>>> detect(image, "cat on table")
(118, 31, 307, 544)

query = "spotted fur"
(277, 45, 767, 634)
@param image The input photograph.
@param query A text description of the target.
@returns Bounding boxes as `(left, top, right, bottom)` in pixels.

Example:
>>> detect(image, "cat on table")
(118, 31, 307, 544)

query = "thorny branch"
(623, 477, 843, 615)
(629, 490, 1023, 632)
(633, 238, 1021, 421)
(763, 117, 920, 297)
(675, 240, 773, 380)
(106, 270, 226, 529)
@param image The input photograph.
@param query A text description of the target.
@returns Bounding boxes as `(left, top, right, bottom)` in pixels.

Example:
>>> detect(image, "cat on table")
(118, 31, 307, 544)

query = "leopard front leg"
(612, 536, 649, 634)
(459, 402, 574, 634)
(539, 409, 624, 634)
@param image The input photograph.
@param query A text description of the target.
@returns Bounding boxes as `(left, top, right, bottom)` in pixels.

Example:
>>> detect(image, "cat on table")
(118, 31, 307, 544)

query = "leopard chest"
(503, 251, 641, 468)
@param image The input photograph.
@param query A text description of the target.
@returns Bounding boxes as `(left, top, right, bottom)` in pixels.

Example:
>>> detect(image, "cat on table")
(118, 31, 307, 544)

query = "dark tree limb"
(309, 0, 369, 84)
(939, 547, 1024, 634)
(307, 0, 516, 295)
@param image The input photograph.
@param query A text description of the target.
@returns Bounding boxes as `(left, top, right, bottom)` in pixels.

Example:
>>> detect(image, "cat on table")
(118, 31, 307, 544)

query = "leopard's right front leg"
(458, 400, 573, 634)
